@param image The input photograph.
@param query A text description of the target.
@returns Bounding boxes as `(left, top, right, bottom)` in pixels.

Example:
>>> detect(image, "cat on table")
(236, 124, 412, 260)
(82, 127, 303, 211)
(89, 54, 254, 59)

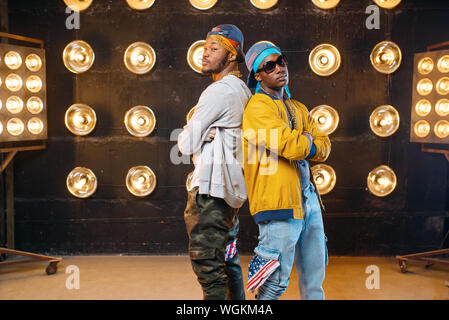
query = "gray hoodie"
(177, 74, 252, 208)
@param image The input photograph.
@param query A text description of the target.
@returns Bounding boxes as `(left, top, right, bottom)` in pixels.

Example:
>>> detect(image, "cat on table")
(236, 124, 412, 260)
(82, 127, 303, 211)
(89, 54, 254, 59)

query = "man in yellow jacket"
(242, 42, 331, 300)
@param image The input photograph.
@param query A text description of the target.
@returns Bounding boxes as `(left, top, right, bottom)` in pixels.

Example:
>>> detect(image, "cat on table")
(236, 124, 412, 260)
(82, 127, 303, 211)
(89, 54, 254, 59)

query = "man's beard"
(202, 53, 229, 74)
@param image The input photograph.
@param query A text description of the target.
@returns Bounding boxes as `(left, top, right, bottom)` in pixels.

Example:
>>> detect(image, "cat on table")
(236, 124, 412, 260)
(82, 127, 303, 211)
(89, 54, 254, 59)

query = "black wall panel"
(5, 0, 449, 255)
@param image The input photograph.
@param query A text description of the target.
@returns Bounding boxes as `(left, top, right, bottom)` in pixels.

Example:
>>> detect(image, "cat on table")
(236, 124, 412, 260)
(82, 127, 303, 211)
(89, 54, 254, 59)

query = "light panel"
(65, 104, 97, 136)
(309, 44, 341, 76)
(66, 167, 98, 198)
(126, 166, 157, 197)
(410, 48, 449, 143)
(369, 105, 400, 137)
(63, 40, 95, 74)
(367, 165, 397, 197)
(0, 43, 47, 142)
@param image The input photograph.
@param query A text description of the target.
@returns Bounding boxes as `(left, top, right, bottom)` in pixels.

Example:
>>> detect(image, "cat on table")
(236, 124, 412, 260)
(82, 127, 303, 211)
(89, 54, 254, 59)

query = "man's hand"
(205, 127, 216, 142)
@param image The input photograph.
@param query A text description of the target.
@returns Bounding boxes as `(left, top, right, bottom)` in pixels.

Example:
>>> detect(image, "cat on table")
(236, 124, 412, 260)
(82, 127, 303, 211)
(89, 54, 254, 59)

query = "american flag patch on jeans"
(247, 254, 280, 293)
(225, 238, 238, 262)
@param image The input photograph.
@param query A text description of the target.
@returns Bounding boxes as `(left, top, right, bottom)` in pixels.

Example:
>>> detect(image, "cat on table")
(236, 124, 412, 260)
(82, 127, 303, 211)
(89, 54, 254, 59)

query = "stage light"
(5, 73, 23, 92)
(310, 105, 339, 135)
(64, 104, 97, 136)
(124, 42, 156, 74)
(437, 55, 449, 73)
(413, 120, 430, 138)
(27, 117, 44, 135)
(0, 42, 47, 142)
(309, 44, 341, 76)
(436, 98, 449, 116)
(369, 105, 400, 137)
(26, 97, 44, 114)
(6, 96, 23, 114)
(373, 0, 401, 9)
(187, 40, 206, 74)
(367, 165, 397, 197)
(25, 75, 42, 93)
(312, 0, 340, 9)
(436, 77, 449, 95)
(434, 120, 449, 139)
(4, 51, 22, 70)
(25, 53, 42, 72)
(126, 166, 157, 197)
(66, 167, 98, 198)
(186, 106, 196, 122)
(311, 164, 336, 195)
(63, 40, 95, 74)
(189, 0, 218, 10)
(126, 0, 156, 10)
(63, 0, 93, 12)
(250, 0, 278, 10)
(124, 105, 156, 137)
(416, 78, 433, 96)
(417, 57, 434, 75)
(370, 41, 402, 74)
(186, 171, 194, 191)
(6, 118, 25, 136)
(415, 99, 431, 117)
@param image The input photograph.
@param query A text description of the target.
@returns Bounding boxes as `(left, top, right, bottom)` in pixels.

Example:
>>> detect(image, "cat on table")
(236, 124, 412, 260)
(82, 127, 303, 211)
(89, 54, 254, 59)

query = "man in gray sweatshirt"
(177, 24, 251, 300)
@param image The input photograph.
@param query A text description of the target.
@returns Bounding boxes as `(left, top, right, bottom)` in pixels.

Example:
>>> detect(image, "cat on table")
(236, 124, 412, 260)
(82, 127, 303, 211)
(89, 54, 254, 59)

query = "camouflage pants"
(184, 186, 245, 300)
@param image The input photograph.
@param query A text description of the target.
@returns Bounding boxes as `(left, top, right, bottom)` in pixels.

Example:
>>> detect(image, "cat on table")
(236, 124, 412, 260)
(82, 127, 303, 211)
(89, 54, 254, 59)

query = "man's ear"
(254, 72, 262, 82)
(228, 51, 238, 63)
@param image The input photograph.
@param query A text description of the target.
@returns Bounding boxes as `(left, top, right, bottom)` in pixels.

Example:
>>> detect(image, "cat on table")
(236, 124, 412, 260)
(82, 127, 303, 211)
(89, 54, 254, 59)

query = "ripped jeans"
(253, 183, 328, 300)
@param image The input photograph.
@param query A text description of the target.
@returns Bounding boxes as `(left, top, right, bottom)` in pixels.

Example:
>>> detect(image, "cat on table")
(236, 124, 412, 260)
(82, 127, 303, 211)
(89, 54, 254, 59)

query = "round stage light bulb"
(309, 44, 341, 76)
(312, 0, 340, 9)
(126, 0, 156, 10)
(310, 105, 339, 135)
(437, 55, 449, 73)
(436, 77, 449, 96)
(367, 165, 397, 197)
(250, 0, 278, 9)
(415, 99, 431, 117)
(65, 104, 97, 136)
(66, 167, 97, 198)
(63, 40, 95, 74)
(414, 120, 430, 138)
(434, 120, 449, 139)
(25, 53, 42, 72)
(126, 166, 157, 197)
(186, 171, 194, 191)
(6, 96, 24, 114)
(311, 164, 336, 195)
(189, 0, 218, 10)
(417, 57, 434, 75)
(374, 0, 401, 9)
(369, 105, 400, 137)
(27, 97, 44, 114)
(124, 105, 156, 137)
(64, 0, 93, 11)
(186, 106, 196, 122)
(435, 98, 449, 117)
(4, 51, 22, 70)
(370, 41, 402, 74)
(187, 40, 206, 74)
(6, 118, 24, 136)
(27, 117, 44, 135)
(5, 74, 23, 92)
(416, 78, 433, 96)
(26, 75, 43, 93)
(0, 122, 3, 135)
(124, 42, 156, 74)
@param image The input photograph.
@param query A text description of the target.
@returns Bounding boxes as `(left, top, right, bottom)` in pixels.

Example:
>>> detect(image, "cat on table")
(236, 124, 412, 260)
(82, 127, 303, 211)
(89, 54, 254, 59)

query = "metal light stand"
(0, 32, 62, 275)
(395, 41, 449, 273)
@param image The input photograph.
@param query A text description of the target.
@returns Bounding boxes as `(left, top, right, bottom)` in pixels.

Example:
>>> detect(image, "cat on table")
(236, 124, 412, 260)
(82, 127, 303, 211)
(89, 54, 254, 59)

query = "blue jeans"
(254, 184, 328, 300)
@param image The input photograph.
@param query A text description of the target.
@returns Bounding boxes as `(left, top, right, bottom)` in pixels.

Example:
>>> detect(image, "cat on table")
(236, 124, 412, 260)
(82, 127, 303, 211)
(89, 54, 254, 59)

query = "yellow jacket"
(242, 92, 331, 223)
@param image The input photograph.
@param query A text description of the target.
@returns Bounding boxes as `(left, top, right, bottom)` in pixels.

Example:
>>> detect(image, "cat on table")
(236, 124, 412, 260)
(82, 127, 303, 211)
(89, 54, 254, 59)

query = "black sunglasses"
(256, 54, 288, 74)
